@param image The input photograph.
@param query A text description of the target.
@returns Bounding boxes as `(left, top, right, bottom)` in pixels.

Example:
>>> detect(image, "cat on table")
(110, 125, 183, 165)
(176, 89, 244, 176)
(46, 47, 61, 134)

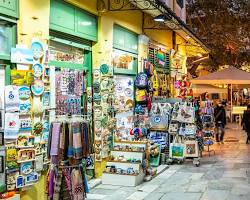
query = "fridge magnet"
(19, 86, 31, 100)
(17, 149, 35, 163)
(11, 70, 34, 86)
(42, 92, 50, 107)
(16, 175, 24, 188)
(31, 79, 44, 96)
(20, 161, 33, 175)
(19, 118, 32, 131)
(6, 146, 18, 169)
(19, 99, 31, 114)
(32, 63, 43, 78)
(7, 171, 19, 191)
(16, 135, 35, 148)
(25, 172, 38, 184)
(35, 154, 43, 171)
(33, 122, 43, 136)
(32, 41, 44, 60)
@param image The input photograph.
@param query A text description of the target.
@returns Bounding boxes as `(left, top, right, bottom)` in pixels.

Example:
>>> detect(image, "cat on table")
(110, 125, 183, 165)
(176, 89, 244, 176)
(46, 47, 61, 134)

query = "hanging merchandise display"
(167, 100, 202, 166)
(1, 41, 51, 195)
(175, 75, 193, 99)
(93, 65, 115, 162)
(148, 44, 172, 97)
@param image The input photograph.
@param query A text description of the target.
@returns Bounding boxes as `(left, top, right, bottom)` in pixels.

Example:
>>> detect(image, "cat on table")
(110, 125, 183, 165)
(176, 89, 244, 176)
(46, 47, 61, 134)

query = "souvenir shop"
(101, 36, 205, 186)
(0, 1, 97, 199)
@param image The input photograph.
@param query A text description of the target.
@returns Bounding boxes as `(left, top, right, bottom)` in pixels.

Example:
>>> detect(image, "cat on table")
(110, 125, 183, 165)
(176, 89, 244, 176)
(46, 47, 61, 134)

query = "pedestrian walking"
(241, 104, 250, 144)
(214, 101, 227, 144)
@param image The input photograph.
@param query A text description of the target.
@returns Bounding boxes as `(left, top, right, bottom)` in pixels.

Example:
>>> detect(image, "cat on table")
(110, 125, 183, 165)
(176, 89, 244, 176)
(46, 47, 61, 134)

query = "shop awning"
(191, 66, 250, 85)
(126, 0, 210, 54)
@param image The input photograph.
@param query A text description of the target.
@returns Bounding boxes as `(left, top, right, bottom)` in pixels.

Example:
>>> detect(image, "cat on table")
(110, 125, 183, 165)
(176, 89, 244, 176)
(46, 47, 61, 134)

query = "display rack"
(102, 141, 146, 186)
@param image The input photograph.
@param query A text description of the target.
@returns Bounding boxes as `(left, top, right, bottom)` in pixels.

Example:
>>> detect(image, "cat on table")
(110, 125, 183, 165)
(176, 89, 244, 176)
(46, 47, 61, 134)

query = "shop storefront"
(0, 0, 19, 194)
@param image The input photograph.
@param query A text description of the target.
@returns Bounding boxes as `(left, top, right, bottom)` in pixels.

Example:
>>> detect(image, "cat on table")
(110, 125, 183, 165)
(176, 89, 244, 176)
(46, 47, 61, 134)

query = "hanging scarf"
(81, 122, 88, 157)
(71, 169, 84, 200)
(53, 167, 62, 200)
(48, 169, 55, 199)
(72, 122, 83, 160)
(62, 168, 73, 199)
(67, 123, 73, 158)
(50, 122, 61, 156)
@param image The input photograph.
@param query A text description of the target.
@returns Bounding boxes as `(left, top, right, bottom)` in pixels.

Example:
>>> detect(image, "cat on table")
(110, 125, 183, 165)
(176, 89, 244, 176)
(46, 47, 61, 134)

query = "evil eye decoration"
(115, 81, 123, 93)
(154, 116, 161, 123)
(124, 88, 133, 97)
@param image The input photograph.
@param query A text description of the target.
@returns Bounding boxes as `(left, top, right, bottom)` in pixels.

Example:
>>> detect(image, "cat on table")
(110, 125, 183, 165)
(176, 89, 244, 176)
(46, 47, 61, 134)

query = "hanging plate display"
(100, 64, 109, 75)
(32, 41, 44, 60)
(32, 64, 43, 78)
(31, 79, 44, 96)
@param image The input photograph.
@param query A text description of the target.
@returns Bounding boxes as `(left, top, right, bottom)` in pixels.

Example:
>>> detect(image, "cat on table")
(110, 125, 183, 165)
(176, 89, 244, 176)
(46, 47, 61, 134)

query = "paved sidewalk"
(87, 124, 250, 200)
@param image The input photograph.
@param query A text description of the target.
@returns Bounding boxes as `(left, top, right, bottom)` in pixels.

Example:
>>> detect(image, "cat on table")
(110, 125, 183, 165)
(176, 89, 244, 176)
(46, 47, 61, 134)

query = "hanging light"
(154, 14, 171, 22)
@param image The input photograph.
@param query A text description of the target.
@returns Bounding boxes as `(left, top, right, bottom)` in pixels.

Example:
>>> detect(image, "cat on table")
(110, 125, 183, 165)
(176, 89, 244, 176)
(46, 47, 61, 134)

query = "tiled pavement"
(87, 124, 250, 200)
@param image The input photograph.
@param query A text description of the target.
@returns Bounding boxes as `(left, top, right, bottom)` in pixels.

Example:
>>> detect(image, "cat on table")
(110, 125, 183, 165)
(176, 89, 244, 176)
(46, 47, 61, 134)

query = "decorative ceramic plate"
(32, 41, 44, 60)
(31, 79, 44, 96)
(32, 63, 43, 78)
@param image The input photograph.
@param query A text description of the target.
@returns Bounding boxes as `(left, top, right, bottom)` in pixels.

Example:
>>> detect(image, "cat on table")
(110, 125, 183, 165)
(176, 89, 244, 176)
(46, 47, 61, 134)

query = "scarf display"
(47, 121, 92, 200)
(71, 169, 84, 200)
(72, 122, 83, 160)
(50, 122, 61, 156)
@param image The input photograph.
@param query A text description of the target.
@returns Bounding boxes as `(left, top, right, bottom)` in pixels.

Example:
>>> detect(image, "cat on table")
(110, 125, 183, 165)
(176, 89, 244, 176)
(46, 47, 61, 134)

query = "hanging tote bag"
(184, 140, 199, 158)
(150, 103, 168, 131)
(169, 137, 185, 159)
(176, 102, 195, 123)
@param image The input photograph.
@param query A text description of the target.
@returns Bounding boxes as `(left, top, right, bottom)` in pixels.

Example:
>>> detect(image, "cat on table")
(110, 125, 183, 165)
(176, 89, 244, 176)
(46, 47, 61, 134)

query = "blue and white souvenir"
(19, 86, 31, 100)
(32, 63, 43, 78)
(31, 79, 44, 96)
(32, 41, 44, 60)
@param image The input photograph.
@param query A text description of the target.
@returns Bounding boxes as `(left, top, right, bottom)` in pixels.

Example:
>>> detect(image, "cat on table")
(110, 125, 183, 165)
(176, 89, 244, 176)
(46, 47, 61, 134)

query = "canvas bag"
(176, 102, 195, 123)
(169, 136, 185, 159)
(150, 103, 168, 131)
(184, 140, 199, 158)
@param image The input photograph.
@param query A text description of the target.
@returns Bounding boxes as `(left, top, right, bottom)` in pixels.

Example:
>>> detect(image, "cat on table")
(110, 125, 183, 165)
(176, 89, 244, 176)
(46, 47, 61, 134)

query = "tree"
(186, 0, 250, 68)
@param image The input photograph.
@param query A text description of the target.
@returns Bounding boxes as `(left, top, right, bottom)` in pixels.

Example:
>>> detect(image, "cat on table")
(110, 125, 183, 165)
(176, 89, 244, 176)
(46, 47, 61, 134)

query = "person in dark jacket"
(214, 101, 227, 143)
(241, 104, 250, 144)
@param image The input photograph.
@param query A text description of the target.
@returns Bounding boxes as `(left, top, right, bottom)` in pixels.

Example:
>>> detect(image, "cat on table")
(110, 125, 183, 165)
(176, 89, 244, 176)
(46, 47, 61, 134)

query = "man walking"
(242, 104, 250, 144)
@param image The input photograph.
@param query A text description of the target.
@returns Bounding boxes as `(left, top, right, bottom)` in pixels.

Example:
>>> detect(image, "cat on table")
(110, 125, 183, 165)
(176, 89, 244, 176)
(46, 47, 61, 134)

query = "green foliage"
(187, 0, 250, 68)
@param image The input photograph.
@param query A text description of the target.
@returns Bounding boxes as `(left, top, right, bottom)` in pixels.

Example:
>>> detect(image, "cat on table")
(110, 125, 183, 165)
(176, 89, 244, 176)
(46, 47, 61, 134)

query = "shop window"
(0, 23, 14, 60)
(49, 40, 84, 64)
(112, 49, 137, 74)
(113, 25, 138, 75)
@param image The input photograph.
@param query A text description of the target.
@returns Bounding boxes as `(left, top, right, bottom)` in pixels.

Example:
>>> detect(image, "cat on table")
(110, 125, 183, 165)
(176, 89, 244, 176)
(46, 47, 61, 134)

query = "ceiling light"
(197, 53, 203, 57)
(154, 14, 171, 22)
(186, 36, 191, 39)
